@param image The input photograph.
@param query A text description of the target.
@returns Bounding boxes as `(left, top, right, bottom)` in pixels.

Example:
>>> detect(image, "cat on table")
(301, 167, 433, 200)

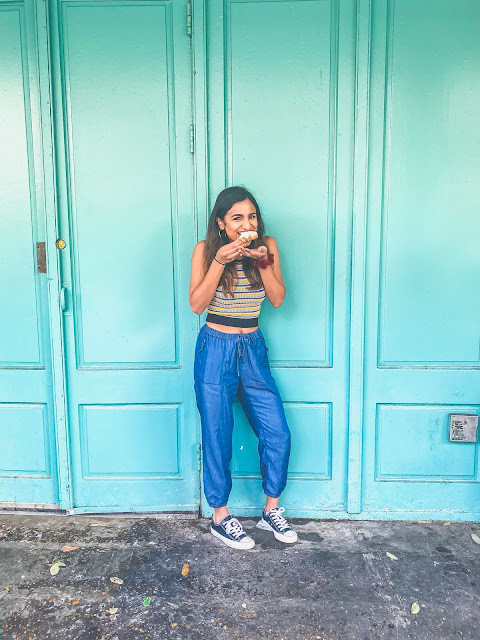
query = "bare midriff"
(206, 321, 258, 334)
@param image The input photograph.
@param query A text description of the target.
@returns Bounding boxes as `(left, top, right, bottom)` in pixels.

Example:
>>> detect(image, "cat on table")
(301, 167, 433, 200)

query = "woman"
(189, 186, 297, 550)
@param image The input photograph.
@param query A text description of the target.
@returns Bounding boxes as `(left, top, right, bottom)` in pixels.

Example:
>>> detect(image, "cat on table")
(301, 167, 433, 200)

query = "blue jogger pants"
(194, 324, 291, 508)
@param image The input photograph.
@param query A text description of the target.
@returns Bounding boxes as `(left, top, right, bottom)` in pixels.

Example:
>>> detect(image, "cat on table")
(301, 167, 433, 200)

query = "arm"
(189, 238, 246, 315)
(242, 236, 286, 308)
(261, 236, 286, 308)
(188, 241, 224, 315)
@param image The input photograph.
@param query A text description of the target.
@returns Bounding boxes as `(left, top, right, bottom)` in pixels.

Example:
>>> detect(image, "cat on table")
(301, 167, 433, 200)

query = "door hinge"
(189, 124, 195, 154)
(186, 1, 192, 36)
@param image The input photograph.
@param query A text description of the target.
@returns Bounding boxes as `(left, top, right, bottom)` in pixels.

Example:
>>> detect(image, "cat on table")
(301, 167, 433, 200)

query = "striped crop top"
(206, 260, 266, 328)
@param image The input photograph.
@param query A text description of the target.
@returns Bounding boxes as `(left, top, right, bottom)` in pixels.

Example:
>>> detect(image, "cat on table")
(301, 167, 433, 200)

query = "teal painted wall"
(1, 0, 479, 519)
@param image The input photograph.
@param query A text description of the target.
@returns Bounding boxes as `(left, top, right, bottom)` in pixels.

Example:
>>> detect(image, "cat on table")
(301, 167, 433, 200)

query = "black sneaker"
(256, 506, 298, 543)
(210, 515, 255, 550)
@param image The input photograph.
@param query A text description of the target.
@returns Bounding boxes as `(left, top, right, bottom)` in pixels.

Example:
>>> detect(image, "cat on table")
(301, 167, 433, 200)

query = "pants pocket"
(195, 336, 224, 385)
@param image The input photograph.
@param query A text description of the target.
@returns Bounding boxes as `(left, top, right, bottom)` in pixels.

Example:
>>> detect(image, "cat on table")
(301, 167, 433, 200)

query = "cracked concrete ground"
(0, 514, 479, 640)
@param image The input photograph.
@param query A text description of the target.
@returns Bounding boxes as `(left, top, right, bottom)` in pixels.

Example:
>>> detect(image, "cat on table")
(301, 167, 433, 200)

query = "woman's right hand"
(215, 238, 245, 265)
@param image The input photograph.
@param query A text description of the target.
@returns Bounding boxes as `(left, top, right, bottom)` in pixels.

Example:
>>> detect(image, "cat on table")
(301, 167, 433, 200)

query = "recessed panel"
(80, 404, 180, 477)
(62, 3, 177, 365)
(378, 0, 480, 365)
(376, 405, 478, 480)
(232, 402, 331, 479)
(0, 404, 50, 474)
(228, 0, 336, 364)
(0, 8, 41, 366)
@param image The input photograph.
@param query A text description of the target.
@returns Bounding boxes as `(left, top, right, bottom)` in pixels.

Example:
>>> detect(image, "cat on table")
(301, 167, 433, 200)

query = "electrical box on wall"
(449, 414, 479, 443)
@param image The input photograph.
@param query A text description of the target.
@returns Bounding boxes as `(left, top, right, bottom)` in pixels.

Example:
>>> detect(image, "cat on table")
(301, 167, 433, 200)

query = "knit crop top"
(206, 260, 266, 328)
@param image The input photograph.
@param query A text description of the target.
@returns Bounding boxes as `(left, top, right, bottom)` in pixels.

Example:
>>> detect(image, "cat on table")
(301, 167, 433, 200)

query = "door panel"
(49, 0, 198, 511)
(205, 0, 356, 516)
(0, 0, 59, 506)
(362, 0, 480, 517)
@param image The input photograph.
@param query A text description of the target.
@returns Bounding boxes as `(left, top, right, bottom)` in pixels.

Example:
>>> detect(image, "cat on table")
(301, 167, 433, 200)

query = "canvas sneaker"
(210, 515, 255, 550)
(256, 506, 298, 543)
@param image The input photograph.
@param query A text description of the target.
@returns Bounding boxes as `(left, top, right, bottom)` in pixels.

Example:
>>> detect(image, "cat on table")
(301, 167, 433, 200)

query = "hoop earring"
(218, 228, 222, 237)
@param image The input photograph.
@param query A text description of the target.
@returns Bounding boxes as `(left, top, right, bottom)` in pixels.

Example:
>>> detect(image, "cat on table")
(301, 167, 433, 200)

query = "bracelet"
(214, 257, 226, 266)
(252, 253, 274, 269)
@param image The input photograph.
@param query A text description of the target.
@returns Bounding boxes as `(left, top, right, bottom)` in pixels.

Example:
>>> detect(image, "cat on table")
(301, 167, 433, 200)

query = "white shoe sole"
(210, 526, 255, 550)
(256, 519, 298, 543)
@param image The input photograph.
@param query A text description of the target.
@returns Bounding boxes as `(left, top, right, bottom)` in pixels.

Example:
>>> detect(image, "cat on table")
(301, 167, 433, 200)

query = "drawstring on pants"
(236, 334, 254, 376)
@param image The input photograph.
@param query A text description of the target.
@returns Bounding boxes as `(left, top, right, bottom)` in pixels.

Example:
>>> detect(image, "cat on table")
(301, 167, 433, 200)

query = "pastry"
(238, 231, 258, 243)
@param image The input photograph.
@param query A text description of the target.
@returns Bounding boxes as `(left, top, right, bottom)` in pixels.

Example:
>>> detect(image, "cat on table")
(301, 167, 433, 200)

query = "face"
(217, 198, 258, 245)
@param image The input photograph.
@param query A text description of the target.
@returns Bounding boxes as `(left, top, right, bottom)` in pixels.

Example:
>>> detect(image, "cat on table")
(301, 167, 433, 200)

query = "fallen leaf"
(72, 600, 80, 605)
(49, 562, 66, 576)
(108, 607, 119, 615)
(49, 597, 56, 603)
(61, 545, 78, 552)
(88, 523, 107, 527)
(109, 577, 124, 585)
(386, 552, 398, 561)
(443, 522, 451, 526)
(143, 597, 151, 607)
(471, 534, 480, 545)
(4, 586, 10, 592)
(181, 563, 190, 577)
(411, 602, 420, 614)
(171, 623, 177, 628)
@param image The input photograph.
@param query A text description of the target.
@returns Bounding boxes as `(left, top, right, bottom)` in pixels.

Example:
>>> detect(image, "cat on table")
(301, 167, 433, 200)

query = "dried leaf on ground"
(108, 607, 119, 615)
(471, 533, 480, 545)
(443, 522, 451, 526)
(49, 597, 55, 602)
(4, 587, 10, 592)
(109, 577, 124, 585)
(386, 552, 398, 561)
(72, 600, 80, 605)
(61, 545, 78, 552)
(411, 602, 420, 614)
(181, 563, 190, 576)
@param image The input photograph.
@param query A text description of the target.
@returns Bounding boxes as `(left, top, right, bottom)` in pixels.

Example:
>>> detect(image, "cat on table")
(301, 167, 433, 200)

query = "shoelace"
(267, 507, 290, 532)
(224, 518, 245, 539)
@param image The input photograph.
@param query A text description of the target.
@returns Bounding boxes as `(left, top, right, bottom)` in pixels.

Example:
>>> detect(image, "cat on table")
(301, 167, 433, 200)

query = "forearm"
(189, 260, 225, 315)
(259, 266, 286, 308)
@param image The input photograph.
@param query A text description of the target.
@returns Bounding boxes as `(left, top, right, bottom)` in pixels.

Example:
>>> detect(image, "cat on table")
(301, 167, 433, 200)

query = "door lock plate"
(36, 242, 47, 273)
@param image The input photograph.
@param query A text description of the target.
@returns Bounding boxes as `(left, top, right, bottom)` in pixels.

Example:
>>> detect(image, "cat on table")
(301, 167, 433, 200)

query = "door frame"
(34, 0, 72, 510)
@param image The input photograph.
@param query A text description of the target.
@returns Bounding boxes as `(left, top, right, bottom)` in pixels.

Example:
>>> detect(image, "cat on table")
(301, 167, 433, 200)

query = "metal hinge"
(186, 1, 192, 36)
(189, 124, 195, 153)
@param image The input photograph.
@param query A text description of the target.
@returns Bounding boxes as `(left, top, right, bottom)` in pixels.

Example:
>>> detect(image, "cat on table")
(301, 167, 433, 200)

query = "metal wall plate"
(449, 414, 479, 442)
(36, 241, 47, 273)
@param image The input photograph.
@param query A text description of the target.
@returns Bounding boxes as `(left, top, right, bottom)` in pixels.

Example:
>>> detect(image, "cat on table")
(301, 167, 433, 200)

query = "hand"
(241, 245, 268, 261)
(215, 238, 246, 264)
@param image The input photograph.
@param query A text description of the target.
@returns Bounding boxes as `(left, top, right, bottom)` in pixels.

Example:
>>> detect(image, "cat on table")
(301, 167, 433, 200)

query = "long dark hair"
(203, 186, 265, 297)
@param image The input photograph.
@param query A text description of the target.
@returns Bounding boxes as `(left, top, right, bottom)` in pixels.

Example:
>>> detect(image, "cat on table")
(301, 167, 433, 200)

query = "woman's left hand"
(241, 245, 268, 260)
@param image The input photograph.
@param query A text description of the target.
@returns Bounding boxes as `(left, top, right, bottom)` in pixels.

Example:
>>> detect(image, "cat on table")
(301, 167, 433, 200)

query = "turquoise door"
(203, 0, 357, 517)
(2, 0, 479, 520)
(48, 0, 199, 512)
(0, 0, 65, 507)
(200, 0, 480, 520)
(360, 0, 480, 519)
